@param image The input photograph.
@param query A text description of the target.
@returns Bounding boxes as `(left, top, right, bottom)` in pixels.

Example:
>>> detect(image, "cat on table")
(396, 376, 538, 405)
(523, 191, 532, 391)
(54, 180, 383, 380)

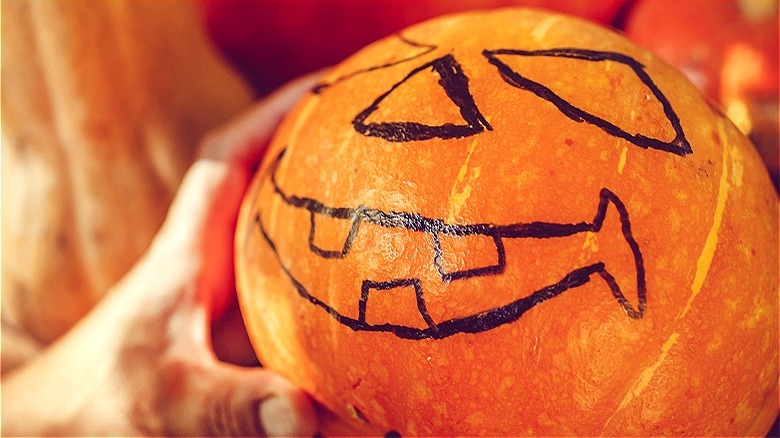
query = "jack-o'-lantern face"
(241, 14, 694, 341)
(236, 10, 778, 437)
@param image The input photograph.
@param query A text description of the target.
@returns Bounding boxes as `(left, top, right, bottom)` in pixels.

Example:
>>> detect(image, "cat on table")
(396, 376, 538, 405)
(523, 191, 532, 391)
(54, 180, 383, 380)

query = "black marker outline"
(352, 54, 493, 142)
(432, 232, 506, 283)
(308, 206, 365, 258)
(483, 48, 692, 156)
(252, 149, 647, 340)
(312, 34, 437, 94)
(358, 278, 437, 330)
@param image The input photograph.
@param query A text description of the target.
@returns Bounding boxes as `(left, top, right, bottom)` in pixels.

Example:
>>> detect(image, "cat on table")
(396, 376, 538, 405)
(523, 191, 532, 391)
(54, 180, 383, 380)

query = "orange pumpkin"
(235, 9, 778, 436)
(1, 0, 252, 348)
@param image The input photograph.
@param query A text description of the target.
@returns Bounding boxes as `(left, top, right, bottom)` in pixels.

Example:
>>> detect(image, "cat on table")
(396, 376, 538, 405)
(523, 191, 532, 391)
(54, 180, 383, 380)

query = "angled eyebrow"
(312, 34, 437, 94)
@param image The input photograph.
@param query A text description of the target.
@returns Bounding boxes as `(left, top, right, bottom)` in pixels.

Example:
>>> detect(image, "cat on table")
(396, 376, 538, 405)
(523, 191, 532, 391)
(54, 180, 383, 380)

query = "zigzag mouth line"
(249, 148, 648, 340)
(266, 147, 598, 239)
(255, 211, 620, 340)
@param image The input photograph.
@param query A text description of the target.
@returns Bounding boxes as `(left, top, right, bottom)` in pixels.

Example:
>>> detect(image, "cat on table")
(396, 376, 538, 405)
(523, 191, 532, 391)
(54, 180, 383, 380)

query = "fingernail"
(259, 395, 299, 437)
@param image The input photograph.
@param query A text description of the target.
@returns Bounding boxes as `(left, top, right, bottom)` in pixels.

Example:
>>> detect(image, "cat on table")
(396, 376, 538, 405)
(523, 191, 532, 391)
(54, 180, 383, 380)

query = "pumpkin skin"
(1, 0, 253, 345)
(235, 9, 778, 436)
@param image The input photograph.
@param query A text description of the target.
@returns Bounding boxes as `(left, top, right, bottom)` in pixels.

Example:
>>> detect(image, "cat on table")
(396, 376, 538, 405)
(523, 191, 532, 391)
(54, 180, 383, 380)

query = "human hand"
(1, 73, 321, 437)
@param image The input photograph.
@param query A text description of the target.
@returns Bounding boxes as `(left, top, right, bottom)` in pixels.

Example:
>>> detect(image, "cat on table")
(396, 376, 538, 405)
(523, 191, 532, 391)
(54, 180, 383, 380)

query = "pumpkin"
(235, 8, 779, 436)
(1, 0, 253, 346)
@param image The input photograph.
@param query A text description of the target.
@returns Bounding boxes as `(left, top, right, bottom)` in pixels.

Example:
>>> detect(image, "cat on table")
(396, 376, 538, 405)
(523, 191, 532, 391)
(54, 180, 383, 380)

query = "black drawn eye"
(352, 54, 492, 142)
(482, 48, 692, 156)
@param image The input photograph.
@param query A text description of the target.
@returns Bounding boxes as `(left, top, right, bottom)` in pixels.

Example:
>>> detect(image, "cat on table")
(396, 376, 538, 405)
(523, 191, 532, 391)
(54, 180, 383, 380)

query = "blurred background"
(2, 0, 778, 434)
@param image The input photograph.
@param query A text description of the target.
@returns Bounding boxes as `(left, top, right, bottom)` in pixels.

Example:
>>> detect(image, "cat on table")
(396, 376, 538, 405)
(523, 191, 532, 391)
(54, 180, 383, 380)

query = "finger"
(159, 361, 317, 437)
(197, 159, 250, 320)
(147, 159, 232, 262)
(164, 71, 325, 319)
(125, 72, 327, 363)
(198, 69, 326, 167)
(151, 69, 325, 258)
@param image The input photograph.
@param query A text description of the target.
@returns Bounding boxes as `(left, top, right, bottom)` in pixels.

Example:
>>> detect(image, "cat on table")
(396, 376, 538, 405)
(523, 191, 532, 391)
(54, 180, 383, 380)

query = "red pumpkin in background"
(625, 0, 779, 186)
(200, 0, 628, 95)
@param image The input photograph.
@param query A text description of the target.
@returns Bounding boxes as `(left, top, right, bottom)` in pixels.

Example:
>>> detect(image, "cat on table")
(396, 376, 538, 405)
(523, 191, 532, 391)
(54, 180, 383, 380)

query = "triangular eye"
(483, 48, 692, 156)
(353, 54, 492, 142)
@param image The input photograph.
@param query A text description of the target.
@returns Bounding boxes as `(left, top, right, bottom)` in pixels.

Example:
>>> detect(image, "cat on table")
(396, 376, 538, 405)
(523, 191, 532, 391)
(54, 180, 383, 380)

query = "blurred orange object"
(626, 0, 779, 186)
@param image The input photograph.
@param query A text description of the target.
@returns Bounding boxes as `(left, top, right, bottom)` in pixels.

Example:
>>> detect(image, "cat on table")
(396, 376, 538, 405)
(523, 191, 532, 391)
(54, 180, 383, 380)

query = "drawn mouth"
(251, 148, 647, 340)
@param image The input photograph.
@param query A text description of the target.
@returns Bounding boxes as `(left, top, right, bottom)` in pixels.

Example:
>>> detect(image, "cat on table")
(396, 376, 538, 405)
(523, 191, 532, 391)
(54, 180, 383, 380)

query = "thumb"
(159, 361, 317, 437)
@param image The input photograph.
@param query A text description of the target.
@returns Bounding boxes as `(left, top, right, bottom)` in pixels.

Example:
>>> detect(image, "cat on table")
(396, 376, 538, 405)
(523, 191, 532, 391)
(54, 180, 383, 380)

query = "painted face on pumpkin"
(249, 34, 691, 340)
